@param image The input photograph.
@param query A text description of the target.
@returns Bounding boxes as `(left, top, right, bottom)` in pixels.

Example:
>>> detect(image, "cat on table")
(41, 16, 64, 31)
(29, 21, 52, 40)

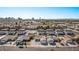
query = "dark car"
(16, 41, 25, 48)
(16, 39, 26, 46)
(0, 40, 7, 45)
(57, 32, 65, 35)
(47, 32, 56, 36)
(16, 40, 22, 45)
(17, 45, 24, 48)
(35, 39, 40, 42)
(0, 32, 6, 35)
(67, 32, 74, 35)
(8, 32, 16, 35)
(18, 31, 26, 35)
(39, 32, 46, 35)
(66, 30, 75, 36)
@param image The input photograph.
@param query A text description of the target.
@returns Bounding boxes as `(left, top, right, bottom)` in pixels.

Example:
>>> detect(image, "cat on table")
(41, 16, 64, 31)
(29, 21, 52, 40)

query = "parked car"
(0, 40, 7, 45)
(16, 39, 22, 45)
(67, 32, 74, 35)
(66, 30, 74, 36)
(17, 45, 24, 48)
(8, 32, 16, 35)
(16, 39, 26, 46)
(57, 32, 65, 35)
(66, 40, 78, 47)
(48, 40, 56, 45)
(35, 39, 40, 42)
(18, 31, 26, 35)
(40, 40, 48, 45)
(47, 32, 56, 36)
(47, 38, 56, 45)
(0, 32, 6, 35)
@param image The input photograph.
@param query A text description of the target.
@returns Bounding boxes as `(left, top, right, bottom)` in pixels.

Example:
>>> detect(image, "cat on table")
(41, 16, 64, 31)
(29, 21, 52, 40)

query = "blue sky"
(0, 7, 79, 19)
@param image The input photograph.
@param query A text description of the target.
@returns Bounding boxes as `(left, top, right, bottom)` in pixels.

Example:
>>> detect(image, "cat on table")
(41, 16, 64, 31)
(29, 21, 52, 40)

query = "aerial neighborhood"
(0, 17, 79, 51)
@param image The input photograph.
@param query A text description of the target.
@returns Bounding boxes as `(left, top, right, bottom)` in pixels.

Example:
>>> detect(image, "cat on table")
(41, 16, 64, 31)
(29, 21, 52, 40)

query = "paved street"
(0, 46, 79, 51)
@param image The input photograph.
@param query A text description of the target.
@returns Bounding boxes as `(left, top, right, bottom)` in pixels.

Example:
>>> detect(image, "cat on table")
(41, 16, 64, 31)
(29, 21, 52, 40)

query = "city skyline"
(0, 7, 79, 19)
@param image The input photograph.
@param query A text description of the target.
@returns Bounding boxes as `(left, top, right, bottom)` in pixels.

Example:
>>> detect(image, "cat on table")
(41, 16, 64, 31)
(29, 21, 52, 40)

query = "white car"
(66, 41, 78, 47)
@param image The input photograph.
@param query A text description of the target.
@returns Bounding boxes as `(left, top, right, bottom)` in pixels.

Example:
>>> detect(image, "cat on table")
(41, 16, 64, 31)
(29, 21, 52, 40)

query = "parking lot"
(0, 28, 79, 50)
